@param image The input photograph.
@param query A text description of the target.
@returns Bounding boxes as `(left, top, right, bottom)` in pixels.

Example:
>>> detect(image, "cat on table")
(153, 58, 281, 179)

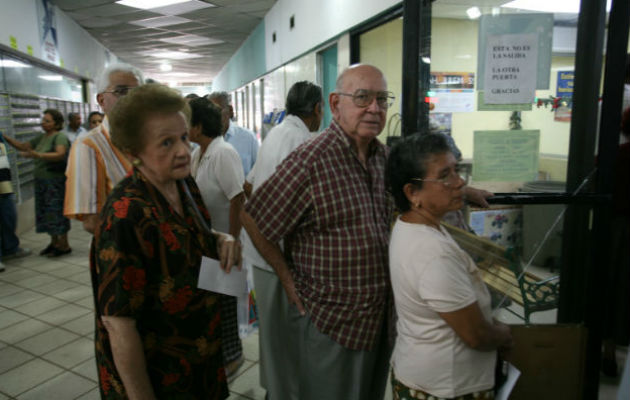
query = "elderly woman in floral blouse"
(92, 84, 240, 399)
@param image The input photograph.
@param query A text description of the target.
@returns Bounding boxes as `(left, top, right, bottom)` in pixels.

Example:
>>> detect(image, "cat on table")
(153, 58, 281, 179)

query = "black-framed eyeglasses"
(411, 166, 468, 187)
(337, 89, 395, 109)
(102, 86, 135, 98)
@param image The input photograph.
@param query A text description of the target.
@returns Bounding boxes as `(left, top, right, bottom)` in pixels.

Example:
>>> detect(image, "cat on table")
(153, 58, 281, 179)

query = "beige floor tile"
(0, 347, 34, 374)
(14, 274, 60, 289)
(37, 303, 92, 325)
(26, 259, 76, 274)
(62, 313, 95, 336)
(14, 327, 79, 355)
(73, 295, 95, 309)
(32, 279, 81, 296)
(0, 290, 45, 309)
(67, 271, 92, 285)
(16, 371, 96, 400)
(53, 285, 93, 303)
(229, 363, 266, 400)
(0, 358, 63, 396)
(3, 255, 47, 269)
(71, 357, 97, 382)
(75, 387, 100, 400)
(14, 297, 67, 317)
(0, 390, 8, 399)
(0, 269, 39, 284)
(0, 319, 52, 344)
(47, 265, 86, 279)
(0, 310, 28, 330)
(42, 337, 94, 369)
(0, 283, 24, 298)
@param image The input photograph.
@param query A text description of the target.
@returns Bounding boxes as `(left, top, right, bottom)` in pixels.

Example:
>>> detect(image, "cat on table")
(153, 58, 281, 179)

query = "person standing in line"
(87, 111, 104, 130)
(0, 136, 31, 272)
(64, 63, 142, 233)
(207, 92, 259, 177)
(241, 80, 323, 400)
(188, 96, 247, 378)
(63, 112, 86, 144)
(3, 109, 71, 257)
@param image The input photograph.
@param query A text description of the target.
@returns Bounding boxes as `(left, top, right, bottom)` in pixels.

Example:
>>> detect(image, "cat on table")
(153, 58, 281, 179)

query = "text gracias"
(489, 44, 531, 94)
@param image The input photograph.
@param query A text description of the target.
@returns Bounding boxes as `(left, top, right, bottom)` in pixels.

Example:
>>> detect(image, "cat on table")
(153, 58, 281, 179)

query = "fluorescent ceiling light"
(161, 72, 196, 77)
(501, 0, 611, 14)
(421, 57, 431, 64)
(138, 50, 203, 60)
(159, 35, 224, 47)
(150, 0, 215, 16)
(116, 0, 189, 10)
(160, 63, 173, 72)
(38, 75, 63, 81)
(130, 15, 191, 28)
(466, 7, 481, 19)
(0, 60, 30, 68)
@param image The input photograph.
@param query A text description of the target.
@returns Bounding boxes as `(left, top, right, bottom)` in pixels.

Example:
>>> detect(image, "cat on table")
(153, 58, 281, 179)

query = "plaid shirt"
(245, 120, 392, 351)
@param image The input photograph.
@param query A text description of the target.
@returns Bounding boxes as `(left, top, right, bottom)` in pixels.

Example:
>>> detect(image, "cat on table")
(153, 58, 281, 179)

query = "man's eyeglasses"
(337, 89, 395, 109)
(102, 86, 135, 98)
(411, 166, 468, 187)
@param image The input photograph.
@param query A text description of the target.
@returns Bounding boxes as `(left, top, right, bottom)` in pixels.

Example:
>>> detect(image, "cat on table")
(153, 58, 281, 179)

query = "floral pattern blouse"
(92, 168, 229, 399)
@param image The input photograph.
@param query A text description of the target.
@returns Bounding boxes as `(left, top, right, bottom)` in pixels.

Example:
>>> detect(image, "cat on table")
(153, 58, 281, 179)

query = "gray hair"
(96, 63, 144, 94)
(207, 91, 231, 107)
(285, 81, 322, 118)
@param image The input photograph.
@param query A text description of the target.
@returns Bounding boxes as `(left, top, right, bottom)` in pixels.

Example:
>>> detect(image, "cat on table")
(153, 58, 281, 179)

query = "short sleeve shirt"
(389, 219, 495, 398)
(29, 132, 69, 179)
(92, 169, 228, 399)
(245, 120, 392, 351)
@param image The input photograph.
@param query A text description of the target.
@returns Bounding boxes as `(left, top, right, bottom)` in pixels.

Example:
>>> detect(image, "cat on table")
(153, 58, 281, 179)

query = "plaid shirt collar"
(329, 119, 385, 162)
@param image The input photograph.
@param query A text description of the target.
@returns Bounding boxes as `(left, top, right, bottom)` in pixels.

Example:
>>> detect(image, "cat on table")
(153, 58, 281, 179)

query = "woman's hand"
(19, 150, 37, 159)
(216, 233, 242, 273)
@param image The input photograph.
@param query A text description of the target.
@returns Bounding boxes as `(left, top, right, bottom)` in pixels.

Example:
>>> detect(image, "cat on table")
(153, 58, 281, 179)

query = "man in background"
(208, 91, 259, 176)
(64, 63, 142, 233)
(242, 80, 323, 400)
(63, 112, 86, 144)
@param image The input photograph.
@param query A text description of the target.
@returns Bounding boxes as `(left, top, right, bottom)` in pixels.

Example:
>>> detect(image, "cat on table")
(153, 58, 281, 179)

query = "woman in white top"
(386, 133, 513, 400)
(188, 97, 246, 377)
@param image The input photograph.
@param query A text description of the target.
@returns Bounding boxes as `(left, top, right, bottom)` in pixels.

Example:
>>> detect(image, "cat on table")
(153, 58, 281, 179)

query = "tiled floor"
(0, 220, 625, 399)
(0, 220, 265, 399)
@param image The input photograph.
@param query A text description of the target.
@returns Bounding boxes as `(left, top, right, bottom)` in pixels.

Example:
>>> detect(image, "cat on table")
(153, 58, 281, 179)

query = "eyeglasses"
(102, 86, 135, 97)
(412, 166, 468, 187)
(337, 89, 395, 109)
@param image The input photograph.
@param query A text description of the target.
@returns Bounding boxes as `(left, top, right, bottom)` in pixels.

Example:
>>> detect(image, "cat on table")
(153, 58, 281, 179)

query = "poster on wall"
(483, 33, 538, 104)
(430, 72, 475, 113)
(477, 13, 553, 91)
(473, 130, 540, 182)
(428, 112, 452, 135)
(36, 0, 60, 66)
(554, 70, 574, 122)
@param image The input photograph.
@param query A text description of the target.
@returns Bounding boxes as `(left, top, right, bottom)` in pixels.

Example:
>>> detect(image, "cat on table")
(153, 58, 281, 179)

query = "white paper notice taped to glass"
(197, 256, 248, 297)
(484, 33, 538, 104)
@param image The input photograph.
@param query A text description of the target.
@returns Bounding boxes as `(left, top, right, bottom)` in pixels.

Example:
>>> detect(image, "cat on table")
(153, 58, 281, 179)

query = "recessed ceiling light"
(466, 7, 481, 19)
(501, 0, 611, 13)
(116, 0, 190, 10)
(38, 75, 63, 81)
(0, 60, 31, 68)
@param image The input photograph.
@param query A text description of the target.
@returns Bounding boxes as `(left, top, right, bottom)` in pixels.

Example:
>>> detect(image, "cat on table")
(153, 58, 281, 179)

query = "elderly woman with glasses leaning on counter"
(386, 133, 513, 400)
(92, 84, 240, 400)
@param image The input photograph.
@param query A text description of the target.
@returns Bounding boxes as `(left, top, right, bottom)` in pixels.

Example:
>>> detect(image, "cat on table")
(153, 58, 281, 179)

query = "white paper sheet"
(496, 362, 521, 400)
(197, 256, 248, 297)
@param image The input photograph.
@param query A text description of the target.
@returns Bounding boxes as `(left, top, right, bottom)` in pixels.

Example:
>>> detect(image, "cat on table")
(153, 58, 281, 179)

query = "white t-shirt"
(242, 115, 317, 271)
(191, 136, 244, 233)
(389, 218, 495, 398)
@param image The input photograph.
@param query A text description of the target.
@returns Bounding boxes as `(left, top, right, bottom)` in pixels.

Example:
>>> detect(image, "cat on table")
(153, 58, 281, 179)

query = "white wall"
(0, 0, 118, 82)
(264, 0, 401, 71)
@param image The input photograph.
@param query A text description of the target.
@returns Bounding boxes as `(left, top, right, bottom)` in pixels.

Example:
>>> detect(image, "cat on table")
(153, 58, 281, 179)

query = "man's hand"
(464, 186, 494, 208)
(278, 272, 306, 316)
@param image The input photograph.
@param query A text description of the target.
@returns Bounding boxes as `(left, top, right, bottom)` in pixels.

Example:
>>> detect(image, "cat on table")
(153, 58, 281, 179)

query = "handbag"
(45, 134, 68, 173)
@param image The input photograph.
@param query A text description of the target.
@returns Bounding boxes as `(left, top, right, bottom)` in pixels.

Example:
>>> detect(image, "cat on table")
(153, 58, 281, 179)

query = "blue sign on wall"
(556, 71, 574, 99)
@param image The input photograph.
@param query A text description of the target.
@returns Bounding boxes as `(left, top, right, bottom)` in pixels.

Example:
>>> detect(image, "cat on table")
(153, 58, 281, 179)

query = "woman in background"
(3, 108, 71, 257)
(386, 133, 512, 400)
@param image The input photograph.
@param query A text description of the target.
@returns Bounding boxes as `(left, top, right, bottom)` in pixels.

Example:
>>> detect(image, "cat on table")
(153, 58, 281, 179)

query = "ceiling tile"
(150, 0, 216, 16)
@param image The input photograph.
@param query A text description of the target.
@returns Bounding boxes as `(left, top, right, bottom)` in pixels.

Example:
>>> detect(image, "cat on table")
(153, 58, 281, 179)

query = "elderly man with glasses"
(242, 64, 394, 400)
(64, 63, 142, 233)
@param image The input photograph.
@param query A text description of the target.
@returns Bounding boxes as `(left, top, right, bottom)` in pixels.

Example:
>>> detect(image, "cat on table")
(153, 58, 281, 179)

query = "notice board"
(473, 130, 540, 182)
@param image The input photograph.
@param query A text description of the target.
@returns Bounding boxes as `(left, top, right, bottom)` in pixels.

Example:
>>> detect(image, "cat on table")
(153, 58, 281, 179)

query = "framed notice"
(473, 130, 540, 182)
(430, 72, 475, 113)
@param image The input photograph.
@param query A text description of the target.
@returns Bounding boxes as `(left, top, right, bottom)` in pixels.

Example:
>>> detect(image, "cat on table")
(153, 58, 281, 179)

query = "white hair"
(96, 63, 144, 94)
